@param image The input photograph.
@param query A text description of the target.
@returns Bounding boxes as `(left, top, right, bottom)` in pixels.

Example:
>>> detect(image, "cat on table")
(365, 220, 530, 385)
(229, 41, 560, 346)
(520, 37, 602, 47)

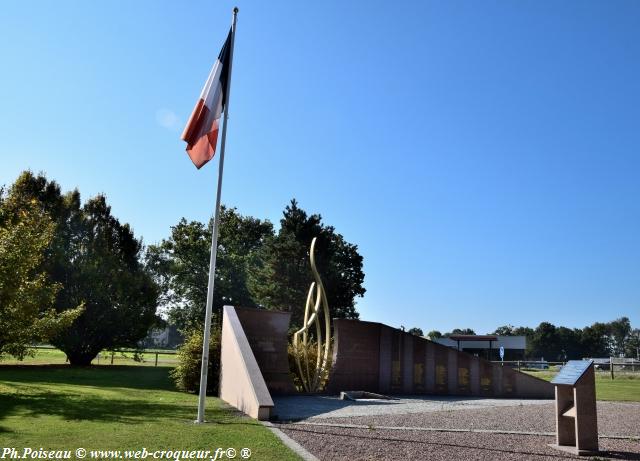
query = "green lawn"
(0, 366, 300, 460)
(524, 369, 640, 402)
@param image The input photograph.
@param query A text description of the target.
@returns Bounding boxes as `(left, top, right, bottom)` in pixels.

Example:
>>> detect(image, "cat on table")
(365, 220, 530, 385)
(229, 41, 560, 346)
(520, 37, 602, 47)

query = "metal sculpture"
(292, 237, 331, 392)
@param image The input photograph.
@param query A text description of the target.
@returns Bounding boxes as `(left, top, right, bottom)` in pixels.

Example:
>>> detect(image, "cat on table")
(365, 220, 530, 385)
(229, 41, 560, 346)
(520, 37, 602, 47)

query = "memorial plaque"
(551, 360, 592, 386)
(502, 366, 515, 395)
(457, 353, 470, 394)
(434, 346, 448, 393)
(425, 341, 436, 392)
(413, 339, 425, 392)
(390, 331, 402, 391)
(480, 361, 492, 394)
(327, 319, 382, 392)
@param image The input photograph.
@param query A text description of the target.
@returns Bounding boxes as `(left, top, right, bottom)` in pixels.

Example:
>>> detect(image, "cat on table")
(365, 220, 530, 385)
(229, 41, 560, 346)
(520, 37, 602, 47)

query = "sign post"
(549, 360, 599, 455)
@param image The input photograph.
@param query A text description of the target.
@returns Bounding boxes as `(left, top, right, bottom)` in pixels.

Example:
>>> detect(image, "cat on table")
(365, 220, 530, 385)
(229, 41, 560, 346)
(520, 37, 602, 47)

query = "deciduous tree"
(426, 330, 442, 340)
(146, 207, 273, 331)
(4, 171, 158, 365)
(0, 199, 81, 359)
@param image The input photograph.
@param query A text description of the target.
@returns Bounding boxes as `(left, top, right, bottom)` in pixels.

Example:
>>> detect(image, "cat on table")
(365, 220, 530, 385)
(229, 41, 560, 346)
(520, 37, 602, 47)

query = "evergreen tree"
(249, 199, 365, 330)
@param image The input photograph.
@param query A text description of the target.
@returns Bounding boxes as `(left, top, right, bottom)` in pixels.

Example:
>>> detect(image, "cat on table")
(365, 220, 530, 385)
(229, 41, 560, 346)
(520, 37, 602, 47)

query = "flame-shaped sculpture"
(292, 237, 331, 392)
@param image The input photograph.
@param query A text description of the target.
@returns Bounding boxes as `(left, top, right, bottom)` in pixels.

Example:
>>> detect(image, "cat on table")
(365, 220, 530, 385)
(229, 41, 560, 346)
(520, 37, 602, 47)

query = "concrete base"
(339, 391, 399, 401)
(548, 444, 600, 456)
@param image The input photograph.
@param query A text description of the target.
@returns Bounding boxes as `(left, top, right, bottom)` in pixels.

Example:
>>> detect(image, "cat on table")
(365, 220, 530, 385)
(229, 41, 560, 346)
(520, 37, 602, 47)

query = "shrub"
(170, 327, 220, 394)
(288, 338, 332, 392)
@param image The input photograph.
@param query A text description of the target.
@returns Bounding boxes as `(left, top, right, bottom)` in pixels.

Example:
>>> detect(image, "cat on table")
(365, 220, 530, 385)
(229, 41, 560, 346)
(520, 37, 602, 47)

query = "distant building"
(149, 328, 170, 347)
(432, 335, 526, 360)
(140, 325, 182, 349)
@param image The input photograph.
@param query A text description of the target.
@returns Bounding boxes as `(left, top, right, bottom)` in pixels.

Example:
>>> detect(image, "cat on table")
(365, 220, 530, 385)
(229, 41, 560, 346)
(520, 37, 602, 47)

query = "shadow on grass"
(0, 365, 190, 425)
(0, 365, 174, 391)
(0, 390, 194, 424)
(0, 391, 264, 431)
(0, 366, 265, 432)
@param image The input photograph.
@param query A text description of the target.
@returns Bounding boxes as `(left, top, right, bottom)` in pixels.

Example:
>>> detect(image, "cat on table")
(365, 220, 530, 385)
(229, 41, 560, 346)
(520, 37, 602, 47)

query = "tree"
(493, 325, 515, 336)
(249, 199, 365, 330)
(444, 328, 476, 337)
(408, 327, 424, 336)
(513, 326, 534, 337)
(529, 322, 558, 360)
(609, 317, 631, 357)
(626, 329, 640, 359)
(146, 207, 273, 331)
(0, 199, 81, 359)
(5, 172, 158, 365)
(486, 319, 638, 360)
(579, 322, 610, 358)
(555, 326, 582, 361)
(426, 330, 442, 340)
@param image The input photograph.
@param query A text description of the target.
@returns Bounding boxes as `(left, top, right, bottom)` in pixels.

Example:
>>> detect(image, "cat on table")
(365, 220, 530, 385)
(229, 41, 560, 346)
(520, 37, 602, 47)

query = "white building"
(432, 335, 526, 360)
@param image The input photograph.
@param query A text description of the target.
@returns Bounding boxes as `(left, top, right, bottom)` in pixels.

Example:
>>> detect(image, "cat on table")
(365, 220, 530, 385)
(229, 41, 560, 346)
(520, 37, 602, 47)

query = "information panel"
(551, 360, 593, 386)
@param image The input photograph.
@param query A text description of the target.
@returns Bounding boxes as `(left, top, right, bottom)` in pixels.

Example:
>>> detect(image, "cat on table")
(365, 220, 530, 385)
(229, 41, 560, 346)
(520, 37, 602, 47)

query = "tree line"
(3, 170, 635, 367)
(0, 171, 365, 365)
(423, 317, 639, 360)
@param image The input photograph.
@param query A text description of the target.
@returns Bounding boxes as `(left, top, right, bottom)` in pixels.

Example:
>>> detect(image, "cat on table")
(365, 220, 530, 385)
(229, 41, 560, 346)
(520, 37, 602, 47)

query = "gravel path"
(273, 397, 640, 460)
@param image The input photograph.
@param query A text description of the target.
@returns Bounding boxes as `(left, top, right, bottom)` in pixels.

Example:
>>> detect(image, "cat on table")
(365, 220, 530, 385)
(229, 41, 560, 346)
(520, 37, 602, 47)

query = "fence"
(491, 360, 565, 372)
(585, 357, 640, 379)
(492, 358, 640, 379)
(29, 345, 178, 367)
(98, 350, 178, 367)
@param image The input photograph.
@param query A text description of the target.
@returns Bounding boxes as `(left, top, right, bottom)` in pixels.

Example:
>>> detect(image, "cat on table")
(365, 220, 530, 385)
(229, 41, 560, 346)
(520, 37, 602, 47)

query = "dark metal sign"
(551, 360, 593, 386)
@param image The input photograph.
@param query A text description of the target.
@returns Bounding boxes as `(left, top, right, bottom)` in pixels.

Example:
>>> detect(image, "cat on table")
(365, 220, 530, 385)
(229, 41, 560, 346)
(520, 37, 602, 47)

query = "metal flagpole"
(196, 6, 239, 424)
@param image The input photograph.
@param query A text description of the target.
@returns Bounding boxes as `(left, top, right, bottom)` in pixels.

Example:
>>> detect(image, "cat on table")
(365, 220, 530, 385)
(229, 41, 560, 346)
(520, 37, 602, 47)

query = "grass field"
(524, 369, 640, 402)
(0, 366, 299, 460)
(0, 347, 178, 366)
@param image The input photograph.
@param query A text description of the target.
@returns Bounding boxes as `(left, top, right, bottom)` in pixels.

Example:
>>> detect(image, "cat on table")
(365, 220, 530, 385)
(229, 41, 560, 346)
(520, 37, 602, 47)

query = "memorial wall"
(327, 319, 554, 398)
(223, 306, 554, 401)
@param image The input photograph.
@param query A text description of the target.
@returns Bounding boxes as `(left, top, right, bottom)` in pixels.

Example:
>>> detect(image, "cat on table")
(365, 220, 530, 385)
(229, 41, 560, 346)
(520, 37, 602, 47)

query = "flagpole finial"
(233, 7, 239, 14)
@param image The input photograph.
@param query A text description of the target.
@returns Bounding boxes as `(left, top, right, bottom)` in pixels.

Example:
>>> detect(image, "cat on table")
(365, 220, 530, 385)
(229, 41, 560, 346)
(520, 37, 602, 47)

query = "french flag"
(181, 30, 232, 169)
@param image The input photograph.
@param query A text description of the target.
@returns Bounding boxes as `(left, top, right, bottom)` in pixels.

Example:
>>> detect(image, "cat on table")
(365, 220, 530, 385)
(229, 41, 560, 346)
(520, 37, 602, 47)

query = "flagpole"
(196, 6, 238, 424)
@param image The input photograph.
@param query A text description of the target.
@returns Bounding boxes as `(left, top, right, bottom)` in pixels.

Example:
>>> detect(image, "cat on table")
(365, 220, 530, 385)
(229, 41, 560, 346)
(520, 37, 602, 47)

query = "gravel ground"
(276, 424, 640, 461)
(316, 402, 640, 438)
(273, 398, 640, 460)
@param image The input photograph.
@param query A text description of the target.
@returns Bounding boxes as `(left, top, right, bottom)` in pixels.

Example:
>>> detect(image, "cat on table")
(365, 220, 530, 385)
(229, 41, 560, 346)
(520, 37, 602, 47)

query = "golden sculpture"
(292, 237, 331, 392)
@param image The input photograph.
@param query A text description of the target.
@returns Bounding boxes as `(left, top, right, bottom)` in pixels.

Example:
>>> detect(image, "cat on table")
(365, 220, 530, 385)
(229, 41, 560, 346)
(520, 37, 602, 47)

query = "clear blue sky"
(1, 1, 638, 334)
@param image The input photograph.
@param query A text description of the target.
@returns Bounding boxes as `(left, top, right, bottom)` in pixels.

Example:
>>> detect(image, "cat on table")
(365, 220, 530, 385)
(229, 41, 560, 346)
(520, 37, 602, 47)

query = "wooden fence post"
(610, 357, 614, 380)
